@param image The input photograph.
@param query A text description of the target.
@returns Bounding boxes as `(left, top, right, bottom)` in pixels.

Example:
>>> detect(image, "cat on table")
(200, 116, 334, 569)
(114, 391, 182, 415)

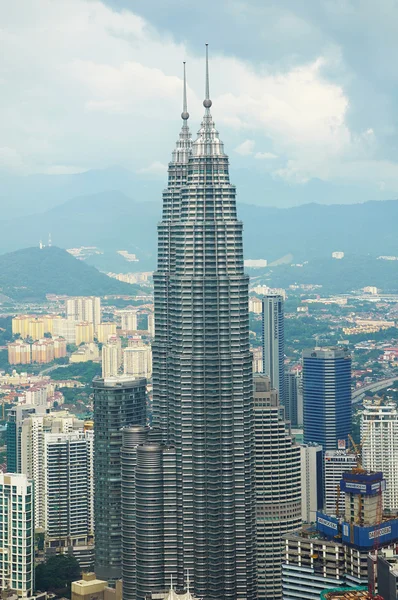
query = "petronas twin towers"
(152, 47, 256, 600)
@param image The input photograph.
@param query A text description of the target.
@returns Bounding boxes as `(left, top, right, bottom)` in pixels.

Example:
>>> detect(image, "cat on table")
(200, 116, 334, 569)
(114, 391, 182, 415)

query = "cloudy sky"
(1, 0, 398, 206)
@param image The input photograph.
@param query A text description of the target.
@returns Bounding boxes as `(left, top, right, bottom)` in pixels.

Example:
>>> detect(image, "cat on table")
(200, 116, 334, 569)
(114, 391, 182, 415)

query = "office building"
(262, 294, 285, 403)
(8, 339, 31, 365)
(121, 427, 177, 600)
(123, 344, 152, 379)
(284, 367, 303, 427)
(66, 296, 101, 330)
(300, 444, 323, 523)
(377, 550, 398, 600)
(151, 52, 256, 599)
(253, 376, 301, 599)
(0, 473, 35, 598)
(303, 347, 352, 451)
(76, 322, 95, 345)
(52, 316, 77, 344)
(6, 405, 38, 473)
(362, 400, 398, 510)
(119, 310, 138, 332)
(97, 322, 117, 344)
(324, 450, 358, 516)
(102, 343, 119, 378)
(93, 376, 147, 581)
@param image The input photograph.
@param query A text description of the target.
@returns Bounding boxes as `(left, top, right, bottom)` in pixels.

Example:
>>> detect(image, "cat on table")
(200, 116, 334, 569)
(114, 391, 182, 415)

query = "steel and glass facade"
(151, 56, 256, 600)
(93, 376, 146, 581)
(303, 347, 352, 451)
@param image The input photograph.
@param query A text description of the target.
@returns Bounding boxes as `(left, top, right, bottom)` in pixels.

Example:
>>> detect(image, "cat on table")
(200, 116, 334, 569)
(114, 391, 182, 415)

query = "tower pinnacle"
(181, 62, 189, 121)
(203, 43, 212, 109)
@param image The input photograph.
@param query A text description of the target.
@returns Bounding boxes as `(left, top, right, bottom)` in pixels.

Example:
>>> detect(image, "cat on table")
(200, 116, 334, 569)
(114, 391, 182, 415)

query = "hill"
(1, 192, 398, 270)
(251, 255, 398, 294)
(0, 246, 140, 301)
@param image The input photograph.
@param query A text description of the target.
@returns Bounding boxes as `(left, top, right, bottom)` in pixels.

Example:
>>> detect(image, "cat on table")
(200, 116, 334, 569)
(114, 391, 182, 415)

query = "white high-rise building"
(362, 401, 398, 510)
(300, 444, 323, 523)
(102, 343, 119, 378)
(147, 312, 154, 337)
(0, 473, 34, 598)
(119, 310, 138, 331)
(123, 344, 152, 379)
(44, 430, 94, 566)
(324, 449, 357, 516)
(52, 317, 77, 344)
(21, 412, 84, 530)
(253, 375, 302, 600)
(66, 296, 101, 330)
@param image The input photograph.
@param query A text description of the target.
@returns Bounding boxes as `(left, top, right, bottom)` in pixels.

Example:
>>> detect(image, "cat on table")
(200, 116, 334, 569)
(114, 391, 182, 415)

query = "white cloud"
(0, 0, 397, 193)
(255, 152, 278, 160)
(234, 139, 255, 155)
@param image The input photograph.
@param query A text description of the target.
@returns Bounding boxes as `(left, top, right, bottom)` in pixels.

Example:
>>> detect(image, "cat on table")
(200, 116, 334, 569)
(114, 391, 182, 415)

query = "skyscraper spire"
(182, 61, 189, 121)
(193, 44, 224, 157)
(204, 43, 212, 109)
(172, 62, 192, 164)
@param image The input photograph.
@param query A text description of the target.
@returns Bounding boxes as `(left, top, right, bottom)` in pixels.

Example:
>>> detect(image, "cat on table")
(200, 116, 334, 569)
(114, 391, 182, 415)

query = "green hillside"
(0, 246, 141, 300)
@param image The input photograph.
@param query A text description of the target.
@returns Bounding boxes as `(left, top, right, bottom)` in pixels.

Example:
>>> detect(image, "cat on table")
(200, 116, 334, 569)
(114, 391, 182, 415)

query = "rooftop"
(320, 587, 368, 599)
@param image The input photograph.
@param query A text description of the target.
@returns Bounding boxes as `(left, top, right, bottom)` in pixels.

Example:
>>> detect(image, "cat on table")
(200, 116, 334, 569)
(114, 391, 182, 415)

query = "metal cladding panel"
(316, 512, 339, 538)
(340, 477, 386, 496)
(341, 518, 398, 549)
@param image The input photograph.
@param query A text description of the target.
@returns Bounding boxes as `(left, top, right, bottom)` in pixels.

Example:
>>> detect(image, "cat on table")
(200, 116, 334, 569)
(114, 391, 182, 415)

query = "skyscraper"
(253, 375, 301, 599)
(303, 347, 352, 451)
(6, 404, 38, 473)
(43, 430, 94, 568)
(151, 52, 256, 600)
(93, 376, 147, 581)
(284, 367, 303, 427)
(361, 400, 398, 510)
(262, 294, 285, 403)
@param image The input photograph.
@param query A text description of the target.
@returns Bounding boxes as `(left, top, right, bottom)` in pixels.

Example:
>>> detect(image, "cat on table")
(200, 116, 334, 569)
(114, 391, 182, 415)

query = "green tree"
(35, 554, 80, 596)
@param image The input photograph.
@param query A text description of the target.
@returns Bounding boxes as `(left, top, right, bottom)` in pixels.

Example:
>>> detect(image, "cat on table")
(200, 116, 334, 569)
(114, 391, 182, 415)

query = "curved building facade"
(93, 376, 146, 581)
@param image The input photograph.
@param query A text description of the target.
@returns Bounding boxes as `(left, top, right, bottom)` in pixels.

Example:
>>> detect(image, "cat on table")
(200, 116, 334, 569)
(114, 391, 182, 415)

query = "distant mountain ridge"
(0, 191, 398, 270)
(0, 246, 140, 301)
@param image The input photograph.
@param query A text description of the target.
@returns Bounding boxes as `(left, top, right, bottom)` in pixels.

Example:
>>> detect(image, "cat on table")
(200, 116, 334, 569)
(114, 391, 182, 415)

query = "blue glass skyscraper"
(303, 347, 351, 451)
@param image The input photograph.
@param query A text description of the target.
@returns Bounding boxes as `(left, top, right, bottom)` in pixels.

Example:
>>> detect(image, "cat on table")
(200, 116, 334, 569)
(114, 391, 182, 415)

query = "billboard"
(341, 518, 398, 549)
(340, 472, 386, 496)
